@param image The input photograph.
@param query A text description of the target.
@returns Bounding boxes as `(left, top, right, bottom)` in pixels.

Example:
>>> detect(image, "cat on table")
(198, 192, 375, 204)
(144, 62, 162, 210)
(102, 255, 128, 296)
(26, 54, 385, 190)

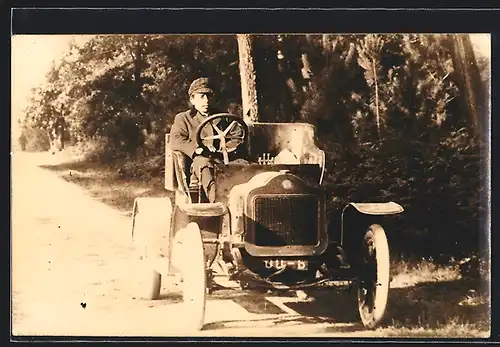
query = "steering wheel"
(195, 113, 249, 164)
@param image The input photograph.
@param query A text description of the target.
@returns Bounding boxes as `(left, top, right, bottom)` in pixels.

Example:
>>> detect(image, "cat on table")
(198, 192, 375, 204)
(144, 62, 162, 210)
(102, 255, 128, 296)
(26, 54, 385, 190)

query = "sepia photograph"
(11, 31, 491, 338)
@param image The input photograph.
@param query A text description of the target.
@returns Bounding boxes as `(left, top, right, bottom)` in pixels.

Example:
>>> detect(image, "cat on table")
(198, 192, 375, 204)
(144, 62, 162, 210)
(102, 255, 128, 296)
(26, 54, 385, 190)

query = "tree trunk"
(50, 116, 65, 151)
(372, 58, 381, 141)
(345, 43, 356, 66)
(237, 34, 259, 123)
(133, 38, 144, 97)
(322, 34, 331, 53)
(301, 53, 312, 83)
(450, 34, 483, 138)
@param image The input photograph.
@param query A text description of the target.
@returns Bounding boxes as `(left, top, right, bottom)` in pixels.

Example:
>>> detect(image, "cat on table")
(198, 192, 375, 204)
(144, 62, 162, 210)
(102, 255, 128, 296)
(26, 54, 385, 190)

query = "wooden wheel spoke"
(357, 225, 390, 329)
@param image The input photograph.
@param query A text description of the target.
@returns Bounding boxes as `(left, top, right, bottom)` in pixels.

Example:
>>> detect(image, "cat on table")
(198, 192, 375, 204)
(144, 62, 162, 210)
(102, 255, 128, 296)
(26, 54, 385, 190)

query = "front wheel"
(357, 224, 390, 329)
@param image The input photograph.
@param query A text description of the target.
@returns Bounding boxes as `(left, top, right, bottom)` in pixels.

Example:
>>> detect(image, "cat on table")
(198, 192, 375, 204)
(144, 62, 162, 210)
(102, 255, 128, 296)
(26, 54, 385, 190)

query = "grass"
(384, 256, 490, 337)
(389, 256, 462, 288)
(39, 154, 170, 217)
(38, 150, 491, 338)
(378, 320, 490, 338)
(382, 278, 490, 337)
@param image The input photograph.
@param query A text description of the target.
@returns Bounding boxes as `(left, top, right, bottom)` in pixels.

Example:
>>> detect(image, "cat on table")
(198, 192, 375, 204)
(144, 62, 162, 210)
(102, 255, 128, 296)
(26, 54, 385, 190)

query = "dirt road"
(11, 151, 377, 338)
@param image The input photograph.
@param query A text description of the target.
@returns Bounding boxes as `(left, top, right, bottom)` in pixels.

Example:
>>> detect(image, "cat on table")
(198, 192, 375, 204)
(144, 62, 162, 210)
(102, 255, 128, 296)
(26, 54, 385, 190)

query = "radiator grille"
(252, 195, 318, 246)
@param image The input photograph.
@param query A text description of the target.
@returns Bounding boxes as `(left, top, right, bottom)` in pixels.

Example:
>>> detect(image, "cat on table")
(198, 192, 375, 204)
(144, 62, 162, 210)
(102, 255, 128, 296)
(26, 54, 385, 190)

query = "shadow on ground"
(39, 159, 101, 173)
(383, 279, 490, 329)
(185, 282, 357, 332)
(203, 287, 363, 332)
(201, 278, 489, 333)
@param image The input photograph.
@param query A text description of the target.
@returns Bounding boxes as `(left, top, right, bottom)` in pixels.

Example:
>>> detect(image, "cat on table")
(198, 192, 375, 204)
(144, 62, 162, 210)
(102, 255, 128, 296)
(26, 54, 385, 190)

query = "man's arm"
(170, 113, 198, 159)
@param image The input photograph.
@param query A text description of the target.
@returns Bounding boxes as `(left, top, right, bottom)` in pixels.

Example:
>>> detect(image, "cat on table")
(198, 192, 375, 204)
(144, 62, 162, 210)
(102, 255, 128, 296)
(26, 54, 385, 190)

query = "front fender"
(347, 201, 404, 215)
(340, 201, 404, 245)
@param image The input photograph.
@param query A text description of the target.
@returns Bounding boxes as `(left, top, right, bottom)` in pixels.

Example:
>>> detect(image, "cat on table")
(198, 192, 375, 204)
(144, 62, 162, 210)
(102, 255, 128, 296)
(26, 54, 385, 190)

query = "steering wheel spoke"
(223, 121, 238, 135)
(211, 123, 224, 135)
(226, 135, 246, 140)
(200, 135, 221, 141)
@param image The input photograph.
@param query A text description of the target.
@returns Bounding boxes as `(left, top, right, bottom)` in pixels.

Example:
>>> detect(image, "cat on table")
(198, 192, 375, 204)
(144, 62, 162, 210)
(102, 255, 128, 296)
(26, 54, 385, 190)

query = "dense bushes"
(322, 129, 484, 260)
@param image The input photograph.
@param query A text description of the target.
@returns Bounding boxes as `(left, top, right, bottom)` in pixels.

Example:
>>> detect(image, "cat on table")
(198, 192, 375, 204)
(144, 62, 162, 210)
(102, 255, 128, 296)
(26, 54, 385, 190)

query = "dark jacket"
(170, 107, 245, 159)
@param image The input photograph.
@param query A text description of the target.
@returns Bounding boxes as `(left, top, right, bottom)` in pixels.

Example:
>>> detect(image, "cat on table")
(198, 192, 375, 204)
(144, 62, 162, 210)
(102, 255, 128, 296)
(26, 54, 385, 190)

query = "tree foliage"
(23, 34, 488, 259)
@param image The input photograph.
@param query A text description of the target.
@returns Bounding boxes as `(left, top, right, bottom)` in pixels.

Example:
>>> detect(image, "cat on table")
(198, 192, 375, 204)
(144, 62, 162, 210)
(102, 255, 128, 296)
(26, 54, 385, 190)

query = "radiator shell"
(244, 173, 328, 257)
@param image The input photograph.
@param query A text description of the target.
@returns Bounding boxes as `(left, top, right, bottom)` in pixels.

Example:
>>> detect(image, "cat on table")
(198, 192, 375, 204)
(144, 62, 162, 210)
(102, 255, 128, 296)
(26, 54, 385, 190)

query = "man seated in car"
(170, 77, 247, 203)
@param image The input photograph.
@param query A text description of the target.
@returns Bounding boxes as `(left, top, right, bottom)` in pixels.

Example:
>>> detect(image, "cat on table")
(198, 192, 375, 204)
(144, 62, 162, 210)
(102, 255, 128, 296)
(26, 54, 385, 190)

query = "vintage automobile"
(130, 113, 404, 331)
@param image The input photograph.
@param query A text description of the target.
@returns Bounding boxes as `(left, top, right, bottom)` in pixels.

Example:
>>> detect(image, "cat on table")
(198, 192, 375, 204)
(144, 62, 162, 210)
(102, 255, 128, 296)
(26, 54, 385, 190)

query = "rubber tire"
(134, 244, 162, 300)
(357, 224, 390, 329)
(140, 255, 162, 300)
(147, 269, 162, 300)
(172, 222, 207, 331)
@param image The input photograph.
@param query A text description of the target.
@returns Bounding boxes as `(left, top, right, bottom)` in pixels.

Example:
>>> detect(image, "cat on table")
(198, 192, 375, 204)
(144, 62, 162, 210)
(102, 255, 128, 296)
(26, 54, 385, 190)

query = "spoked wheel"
(171, 222, 207, 331)
(357, 224, 390, 329)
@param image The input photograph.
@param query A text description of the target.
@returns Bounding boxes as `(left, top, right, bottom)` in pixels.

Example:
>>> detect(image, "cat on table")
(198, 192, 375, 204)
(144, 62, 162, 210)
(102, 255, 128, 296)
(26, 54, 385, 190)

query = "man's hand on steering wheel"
(194, 144, 217, 157)
(206, 144, 217, 153)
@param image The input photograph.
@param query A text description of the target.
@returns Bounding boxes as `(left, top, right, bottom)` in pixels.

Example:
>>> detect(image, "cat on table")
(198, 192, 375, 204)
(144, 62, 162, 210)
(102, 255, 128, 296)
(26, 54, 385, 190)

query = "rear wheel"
(131, 197, 172, 300)
(137, 246, 162, 300)
(132, 225, 161, 299)
(357, 224, 390, 329)
(171, 222, 207, 331)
